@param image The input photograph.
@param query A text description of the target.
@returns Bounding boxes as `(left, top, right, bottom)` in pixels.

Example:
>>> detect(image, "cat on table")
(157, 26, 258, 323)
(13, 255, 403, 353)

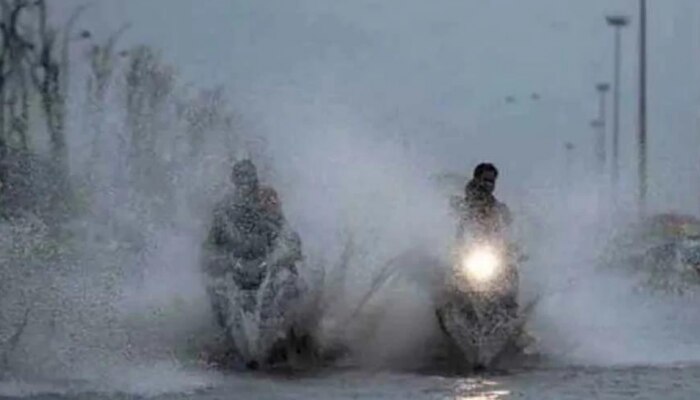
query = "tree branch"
(60, 2, 91, 92)
(105, 21, 130, 53)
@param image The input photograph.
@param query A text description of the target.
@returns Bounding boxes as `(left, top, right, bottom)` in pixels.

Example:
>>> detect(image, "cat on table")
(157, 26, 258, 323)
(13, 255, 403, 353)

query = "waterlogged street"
(202, 367, 700, 399)
(3, 365, 700, 399)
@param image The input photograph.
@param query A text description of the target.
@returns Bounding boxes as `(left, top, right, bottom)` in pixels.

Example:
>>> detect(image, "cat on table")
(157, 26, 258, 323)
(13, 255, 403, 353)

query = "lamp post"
(595, 83, 610, 176)
(638, 0, 648, 216)
(606, 15, 630, 200)
(565, 142, 575, 189)
(590, 119, 603, 174)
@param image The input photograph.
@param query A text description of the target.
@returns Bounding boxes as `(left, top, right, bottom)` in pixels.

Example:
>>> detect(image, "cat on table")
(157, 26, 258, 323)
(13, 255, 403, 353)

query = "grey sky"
(59, 0, 700, 214)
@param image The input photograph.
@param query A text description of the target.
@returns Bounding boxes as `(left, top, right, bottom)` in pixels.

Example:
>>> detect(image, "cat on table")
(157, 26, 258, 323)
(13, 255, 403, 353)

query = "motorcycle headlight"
(460, 246, 501, 283)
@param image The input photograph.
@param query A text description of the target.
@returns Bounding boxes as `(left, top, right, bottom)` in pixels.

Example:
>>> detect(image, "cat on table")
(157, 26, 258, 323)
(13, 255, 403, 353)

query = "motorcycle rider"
(455, 163, 518, 310)
(202, 159, 302, 327)
(456, 163, 512, 239)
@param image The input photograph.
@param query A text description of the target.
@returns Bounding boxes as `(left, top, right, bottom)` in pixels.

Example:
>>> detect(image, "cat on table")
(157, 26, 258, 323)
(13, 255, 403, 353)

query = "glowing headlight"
(461, 247, 501, 283)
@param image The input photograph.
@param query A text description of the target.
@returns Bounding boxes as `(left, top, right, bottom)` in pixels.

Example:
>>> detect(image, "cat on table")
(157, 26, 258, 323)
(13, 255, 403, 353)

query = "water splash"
(523, 180, 700, 367)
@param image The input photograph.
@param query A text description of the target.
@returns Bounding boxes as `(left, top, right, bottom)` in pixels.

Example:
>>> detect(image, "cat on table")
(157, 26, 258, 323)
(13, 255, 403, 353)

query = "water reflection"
(452, 379, 510, 399)
(456, 390, 510, 400)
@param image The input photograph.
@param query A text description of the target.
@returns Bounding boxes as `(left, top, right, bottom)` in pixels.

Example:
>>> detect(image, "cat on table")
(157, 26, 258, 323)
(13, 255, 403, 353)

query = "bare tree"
(21, 0, 89, 177)
(179, 86, 228, 158)
(123, 45, 174, 194)
(84, 23, 129, 181)
(25, 0, 64, 170)
(86, 23, 129, 104)
(60, 2, 90, 100)
(0, 0, 34, 162)
(7, 71, 29, 151)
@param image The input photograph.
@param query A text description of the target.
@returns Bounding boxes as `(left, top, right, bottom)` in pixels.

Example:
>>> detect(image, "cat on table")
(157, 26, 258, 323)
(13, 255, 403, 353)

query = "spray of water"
(4, 89, 700, 394)
(521, 176, 700, 367)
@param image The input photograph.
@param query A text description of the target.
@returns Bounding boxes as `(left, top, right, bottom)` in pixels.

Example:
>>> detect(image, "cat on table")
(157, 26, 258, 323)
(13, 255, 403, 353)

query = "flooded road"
(3, 364, 700, 399)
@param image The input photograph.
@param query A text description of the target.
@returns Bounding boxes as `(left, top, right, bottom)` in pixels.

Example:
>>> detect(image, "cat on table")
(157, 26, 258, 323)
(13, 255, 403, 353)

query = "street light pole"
(565, 142, 575, 189)
(595, 83, 610, 176)
(606, 15, 630, 201)
(638, 0, 648, 216)
(590, 119, 603, 174)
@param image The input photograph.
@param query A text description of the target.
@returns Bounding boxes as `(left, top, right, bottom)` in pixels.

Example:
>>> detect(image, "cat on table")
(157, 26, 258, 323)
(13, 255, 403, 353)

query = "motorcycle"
(435, 236, 531, 369)
(204, 232, 320, 369)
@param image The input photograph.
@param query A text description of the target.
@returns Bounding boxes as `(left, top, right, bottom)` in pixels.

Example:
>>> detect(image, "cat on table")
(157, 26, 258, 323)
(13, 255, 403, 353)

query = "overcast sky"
(59, 0, 700, 214)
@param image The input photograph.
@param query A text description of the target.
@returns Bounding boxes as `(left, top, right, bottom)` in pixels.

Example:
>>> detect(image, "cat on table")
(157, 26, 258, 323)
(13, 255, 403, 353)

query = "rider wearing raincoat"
(202, 160, 310, 367)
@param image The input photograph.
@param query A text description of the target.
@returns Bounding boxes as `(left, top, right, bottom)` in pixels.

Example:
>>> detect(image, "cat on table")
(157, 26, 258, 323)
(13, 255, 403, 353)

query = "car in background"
(604, 213, 700, 294)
